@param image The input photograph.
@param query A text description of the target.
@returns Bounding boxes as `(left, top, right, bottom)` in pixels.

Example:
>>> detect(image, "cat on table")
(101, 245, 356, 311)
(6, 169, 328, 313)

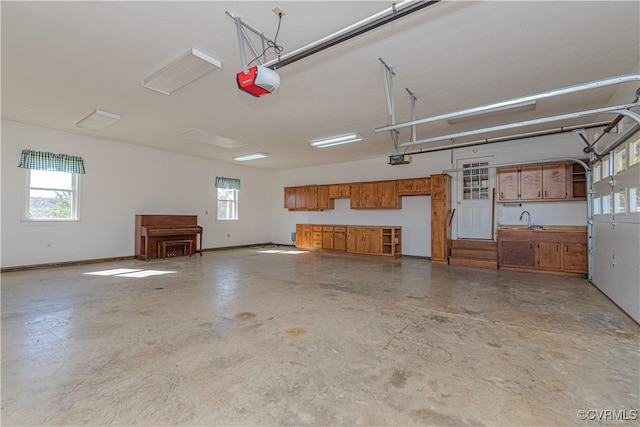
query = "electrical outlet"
(272, 6, 286, 16)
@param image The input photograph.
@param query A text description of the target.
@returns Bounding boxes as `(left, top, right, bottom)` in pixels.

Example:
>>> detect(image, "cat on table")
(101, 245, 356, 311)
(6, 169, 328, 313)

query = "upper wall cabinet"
(497, 161, 586, 202)
(397, 177, 431, 196)
(284, 176, 434, 211)
(350, 180, 400, 209)
(284, 185, 334, 211)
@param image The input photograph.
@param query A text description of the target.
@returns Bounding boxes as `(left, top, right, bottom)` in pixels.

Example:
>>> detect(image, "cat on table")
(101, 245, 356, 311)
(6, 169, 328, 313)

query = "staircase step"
(451, 239, 497, 250)
(448, 257, 498, 269)
(450, 248, 498, 260)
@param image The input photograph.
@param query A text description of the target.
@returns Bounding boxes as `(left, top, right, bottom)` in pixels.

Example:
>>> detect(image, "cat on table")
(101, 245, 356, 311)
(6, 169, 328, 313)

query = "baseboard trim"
(1, 242, 277, 273)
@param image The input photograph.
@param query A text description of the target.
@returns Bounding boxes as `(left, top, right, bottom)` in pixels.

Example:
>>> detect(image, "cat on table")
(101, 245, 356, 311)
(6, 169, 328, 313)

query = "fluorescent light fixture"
(447, 100, 537, 125)
(310, 133, 362, 148)
(233, 152, 269, 161)
(142, 48, 222, 95)
(76, 109, 121, 130)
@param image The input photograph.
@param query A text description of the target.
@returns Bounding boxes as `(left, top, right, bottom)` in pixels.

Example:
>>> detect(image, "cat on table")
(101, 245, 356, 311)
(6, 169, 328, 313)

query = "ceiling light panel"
(142, 48, 222, 95)
(76, 109, 121, 131)
(178, 128, 248, 149)
(310, 133, 362, 148)
(233, 152, 269, 161)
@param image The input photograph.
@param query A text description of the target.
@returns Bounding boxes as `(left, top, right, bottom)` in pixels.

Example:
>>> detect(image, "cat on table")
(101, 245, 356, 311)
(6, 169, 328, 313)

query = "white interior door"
(457, 157, 494, 239)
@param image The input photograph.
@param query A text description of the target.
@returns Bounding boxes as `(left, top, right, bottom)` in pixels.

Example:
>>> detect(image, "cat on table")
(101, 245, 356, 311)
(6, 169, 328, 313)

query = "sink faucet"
(519, 210, 534, 230)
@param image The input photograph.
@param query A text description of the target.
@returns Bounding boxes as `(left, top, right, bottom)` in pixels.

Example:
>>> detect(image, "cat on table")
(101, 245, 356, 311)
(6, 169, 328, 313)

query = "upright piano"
(135, 214, 203, 260)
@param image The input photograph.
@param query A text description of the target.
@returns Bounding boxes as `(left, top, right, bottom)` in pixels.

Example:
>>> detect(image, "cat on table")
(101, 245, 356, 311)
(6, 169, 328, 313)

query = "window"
(631, 135, 640, 167)
(602, 156, 611, 178)
(18, 149, 84, 221)
(602, 194, 612, 215)
(592, 163, 601, 183)
(593, 196, 601, 216)
(630, 187, 640, 213)
(25, 169, 79, 220)
(462, 162, 489, 200)
(614, 146, 627, 174)
(217, 188, 238, 220)
(215, 176, 240, 221)
(614, 188, 627, 214)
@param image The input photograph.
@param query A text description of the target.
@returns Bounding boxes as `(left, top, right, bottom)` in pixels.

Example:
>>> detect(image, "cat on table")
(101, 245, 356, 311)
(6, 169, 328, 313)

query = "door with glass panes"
(457, 157, 494, 239)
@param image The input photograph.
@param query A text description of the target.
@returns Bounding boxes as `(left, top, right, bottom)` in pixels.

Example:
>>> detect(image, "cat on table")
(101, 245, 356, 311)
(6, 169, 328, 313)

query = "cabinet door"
(359, 182, 378, 208)
(295, 224, 303, 247)
(284, 187, 296, 208)
(498, 168, 519, 201)
(295, 187, 307, 209)
(306, 185, 319, 209)
(500, 240, 535, 268)
(397, 179, 414, 194)
(378, 181, 399, 208)
(322, 228, 334, 249)
(520, 165, 543, 200)
(347, 228, 361, 253)
(350, 184, 361, 209)
(334, 232, 346, 251)
(361, 228, 382, 254)
(542, 163, 567, 199)
(537, 241, 562, 270)
(563, 243, 587, 273)
(318, 185, 333, 210)
(413, 178, 431, 195)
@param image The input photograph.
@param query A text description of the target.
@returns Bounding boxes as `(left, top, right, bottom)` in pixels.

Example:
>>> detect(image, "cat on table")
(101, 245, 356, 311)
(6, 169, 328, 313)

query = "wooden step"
(448, 257, 498, 269)
(450, 248, 498, 260)
(448, 239, 498, 270)
(450, 239, 497, 250)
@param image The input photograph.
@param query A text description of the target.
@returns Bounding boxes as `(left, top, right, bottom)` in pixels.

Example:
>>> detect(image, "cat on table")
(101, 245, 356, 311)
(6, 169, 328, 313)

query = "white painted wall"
(271, 131, 588, 256)
(1, 120, 272, 268)
(2, 119, 591, 267)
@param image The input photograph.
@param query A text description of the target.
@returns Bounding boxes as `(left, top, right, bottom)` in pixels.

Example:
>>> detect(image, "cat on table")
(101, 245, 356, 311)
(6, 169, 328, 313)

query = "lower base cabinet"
(498, 229, 587, 275)
(296, 224, 401, 258)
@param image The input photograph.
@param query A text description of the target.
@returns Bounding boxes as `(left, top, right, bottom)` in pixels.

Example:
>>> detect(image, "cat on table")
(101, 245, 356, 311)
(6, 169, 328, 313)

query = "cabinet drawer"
(323, 226, 333, 232)
(312, 240, 322, 248)
(363, 227, 379, 234)
(313, 231, 322, 239)
(313, 226, 323, 231)
(334, 226, 346, 232)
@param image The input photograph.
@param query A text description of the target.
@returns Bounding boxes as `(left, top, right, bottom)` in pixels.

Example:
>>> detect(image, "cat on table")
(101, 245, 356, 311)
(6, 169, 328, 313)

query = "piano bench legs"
(157, 240, 193, 260)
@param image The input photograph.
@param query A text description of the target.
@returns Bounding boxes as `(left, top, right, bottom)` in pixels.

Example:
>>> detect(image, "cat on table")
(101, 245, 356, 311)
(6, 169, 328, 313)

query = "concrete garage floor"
(2, 247, 639, 426)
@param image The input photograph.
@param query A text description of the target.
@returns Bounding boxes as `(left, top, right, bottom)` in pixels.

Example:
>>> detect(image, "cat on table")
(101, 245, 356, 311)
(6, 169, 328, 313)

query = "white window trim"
(216, 188, 239, 221)
(22, 169, 81, 222)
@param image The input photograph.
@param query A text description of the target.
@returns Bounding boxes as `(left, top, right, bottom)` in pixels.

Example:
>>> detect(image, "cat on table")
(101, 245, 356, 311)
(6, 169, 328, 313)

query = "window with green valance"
(17, 149, 86, 174)
(215, 176, 241, 190)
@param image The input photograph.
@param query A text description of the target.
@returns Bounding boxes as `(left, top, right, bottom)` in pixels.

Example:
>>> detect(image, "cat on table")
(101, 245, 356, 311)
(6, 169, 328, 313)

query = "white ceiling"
(2, 1, 639, 171)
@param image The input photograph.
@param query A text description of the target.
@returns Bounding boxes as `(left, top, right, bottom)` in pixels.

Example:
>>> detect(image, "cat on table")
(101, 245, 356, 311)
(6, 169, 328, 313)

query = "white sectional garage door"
(591, 129, 640, 323)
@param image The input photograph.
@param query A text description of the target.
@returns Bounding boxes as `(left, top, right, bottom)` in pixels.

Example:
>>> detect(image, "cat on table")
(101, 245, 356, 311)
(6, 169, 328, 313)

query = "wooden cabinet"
(351, 180, 400, 209)
(333, 226, 346, 251)
(497, 161, 581, 202)
(542, 163, 567, 199)
(284, 185, 331, 211)
(500, 240, 536, 268)
(295, 224, 313, 248)
(562, 243, 588, 272)
(497, 167, 519, 201)
(537, 241, 562, 270)
(347, 226, 401, 258)
(397, 177, 431, 196)
(285, 176, 433, 210)
(497, 229, 587, 275)
(328, 184, 351, 199)
(296, 224, 401, 258)
(430, 174, 452, 264)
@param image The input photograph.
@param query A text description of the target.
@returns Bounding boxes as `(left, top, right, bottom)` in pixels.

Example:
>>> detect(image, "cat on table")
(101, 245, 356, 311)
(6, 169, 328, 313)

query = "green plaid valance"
(215, 176, 241, 190)
(17, 149, 86, 174)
